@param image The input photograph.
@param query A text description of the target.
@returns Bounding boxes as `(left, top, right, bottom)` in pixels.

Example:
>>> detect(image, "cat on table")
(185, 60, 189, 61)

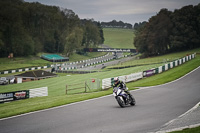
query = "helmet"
(114, 77, 119, 84)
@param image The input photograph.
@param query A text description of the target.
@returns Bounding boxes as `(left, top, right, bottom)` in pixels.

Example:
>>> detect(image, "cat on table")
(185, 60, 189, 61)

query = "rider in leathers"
(113, 77, 130, 95)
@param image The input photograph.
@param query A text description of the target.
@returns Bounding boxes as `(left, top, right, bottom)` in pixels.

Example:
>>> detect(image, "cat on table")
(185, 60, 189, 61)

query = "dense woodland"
(134, 4, 200, 57)
(0, 0, 104, 57)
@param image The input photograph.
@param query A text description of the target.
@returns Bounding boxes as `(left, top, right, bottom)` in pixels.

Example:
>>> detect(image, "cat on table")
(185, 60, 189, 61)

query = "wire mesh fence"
(66, 78, 101, 95)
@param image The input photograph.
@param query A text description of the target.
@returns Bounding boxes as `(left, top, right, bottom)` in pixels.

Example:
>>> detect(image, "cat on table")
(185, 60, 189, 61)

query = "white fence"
(125, 72, 143, 83)
(29, 87, 48, 98)
(102, 72, 143, 90)
(102, 78, 112, 89)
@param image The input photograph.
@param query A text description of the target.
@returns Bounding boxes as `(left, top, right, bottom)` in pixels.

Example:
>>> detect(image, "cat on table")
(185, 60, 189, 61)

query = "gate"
(85, 78, 101, 91)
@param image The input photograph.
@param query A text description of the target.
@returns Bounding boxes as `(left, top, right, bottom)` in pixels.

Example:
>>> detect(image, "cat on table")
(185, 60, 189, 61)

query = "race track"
(0, 67, 200, 133)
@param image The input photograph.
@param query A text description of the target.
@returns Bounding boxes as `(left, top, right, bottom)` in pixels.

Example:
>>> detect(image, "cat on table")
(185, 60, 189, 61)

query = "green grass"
(108, 48, 200, 69)
(127, 54, 200, 88)
(68, 52, 106, 62)
(169, 126, 200, 133)
(0, 56, 50, 71)
(0, 52, 106, 72)
(103, 28, 135, 48)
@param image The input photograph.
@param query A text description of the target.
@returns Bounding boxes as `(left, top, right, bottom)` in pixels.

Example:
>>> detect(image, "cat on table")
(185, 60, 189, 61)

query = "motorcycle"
(113, 87, 136, 108)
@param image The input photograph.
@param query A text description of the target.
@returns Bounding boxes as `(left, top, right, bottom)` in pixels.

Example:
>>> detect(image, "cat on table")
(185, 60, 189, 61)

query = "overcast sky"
(24, 0, 200, 25)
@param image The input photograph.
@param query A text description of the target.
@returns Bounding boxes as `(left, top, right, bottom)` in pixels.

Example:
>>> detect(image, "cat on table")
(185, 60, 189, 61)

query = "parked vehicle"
(0, 77, 8, 85)
(113, 87, 136, 108)
(9, 78, 15, 84)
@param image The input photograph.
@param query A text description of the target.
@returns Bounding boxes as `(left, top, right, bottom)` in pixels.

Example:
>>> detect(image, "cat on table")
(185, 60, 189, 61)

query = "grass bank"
(170, 126, 200, 133)
(103, 28, 135, 48)
(127, 53, 200, 88)
(0, 52, 106, 72)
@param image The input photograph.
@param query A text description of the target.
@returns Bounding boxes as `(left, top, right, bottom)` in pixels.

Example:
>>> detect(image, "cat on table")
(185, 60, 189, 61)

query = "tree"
(101, 20, 133, 29)
(134, 4, 200, 57)
(134, 9, 173, 56)
(96, 22, 104, 44)
(170, 5, 200, 51)
(64, 27, 83, 56)
(81, 19, 101, 48)
(0, 0, 104, 57)
(133, 21, 147, 31)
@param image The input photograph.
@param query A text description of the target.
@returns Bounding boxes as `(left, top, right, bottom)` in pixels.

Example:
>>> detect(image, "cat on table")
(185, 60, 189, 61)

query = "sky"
(24, 0, 200, 25)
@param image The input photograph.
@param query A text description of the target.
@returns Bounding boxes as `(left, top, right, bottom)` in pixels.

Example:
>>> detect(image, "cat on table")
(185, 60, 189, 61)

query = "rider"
(113, 77, 130, 95)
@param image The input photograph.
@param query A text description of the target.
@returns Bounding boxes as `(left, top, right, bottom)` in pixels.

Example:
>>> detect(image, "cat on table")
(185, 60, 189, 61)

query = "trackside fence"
(0, 87, 48, 103)
(65, 82, 86, 95)
(0, 53, 196, 97)
(66, 78, 101, 95)
(102, 53, 196, 90)
(0, 53, 110, 75)
(29, 87, 48, 98)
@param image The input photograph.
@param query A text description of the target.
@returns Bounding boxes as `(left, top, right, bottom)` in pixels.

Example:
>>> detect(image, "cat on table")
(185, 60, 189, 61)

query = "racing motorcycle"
(113, 87, 136, 108)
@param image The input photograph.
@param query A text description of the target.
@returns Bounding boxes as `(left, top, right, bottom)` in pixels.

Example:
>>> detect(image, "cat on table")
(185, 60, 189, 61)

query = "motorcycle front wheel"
(129, 94, 136, 106)
(116, 96, 125, 108)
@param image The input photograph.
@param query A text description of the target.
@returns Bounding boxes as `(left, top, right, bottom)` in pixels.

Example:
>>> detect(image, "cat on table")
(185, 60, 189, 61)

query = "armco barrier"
(0, 65, 50, 75)
(0, 54, 110, 75)
(101, 53, 196, 90)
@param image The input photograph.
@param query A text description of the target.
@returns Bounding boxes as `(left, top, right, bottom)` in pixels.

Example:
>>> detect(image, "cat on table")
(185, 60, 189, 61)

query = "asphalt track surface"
(0, 67, 200, 133)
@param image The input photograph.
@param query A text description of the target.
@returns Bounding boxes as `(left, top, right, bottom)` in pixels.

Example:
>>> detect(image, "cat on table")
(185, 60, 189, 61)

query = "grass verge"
(0, 52, 106, 72)
(169, 126, 200, 133)
(103, 28, 135, 48)
(127, 54, 200, 88)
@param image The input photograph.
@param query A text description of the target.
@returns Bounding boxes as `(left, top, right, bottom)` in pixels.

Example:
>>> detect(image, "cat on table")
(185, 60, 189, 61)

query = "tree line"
(134, 4, 200, 57)
(133, 21, 147, 31)
(101, 20, 133, 29)
(0, 0, 104, 57)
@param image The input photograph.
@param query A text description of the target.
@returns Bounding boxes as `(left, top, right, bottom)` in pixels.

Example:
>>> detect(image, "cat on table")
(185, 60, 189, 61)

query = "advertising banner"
(84, 48, 137, 53)
(0, 90, 29, 103)
(125, 72, 143, 82)
(143, 69, 155, 77)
